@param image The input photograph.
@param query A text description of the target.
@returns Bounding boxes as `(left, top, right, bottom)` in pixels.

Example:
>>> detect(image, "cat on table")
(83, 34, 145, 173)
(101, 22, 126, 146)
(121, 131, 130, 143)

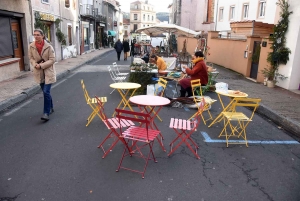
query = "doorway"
(250, 41, 261, 79)
(11, 21, 24, 71)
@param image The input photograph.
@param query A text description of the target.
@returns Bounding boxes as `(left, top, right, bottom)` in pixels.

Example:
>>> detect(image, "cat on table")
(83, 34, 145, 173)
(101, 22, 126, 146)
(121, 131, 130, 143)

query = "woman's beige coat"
(28, 41, 56, 84)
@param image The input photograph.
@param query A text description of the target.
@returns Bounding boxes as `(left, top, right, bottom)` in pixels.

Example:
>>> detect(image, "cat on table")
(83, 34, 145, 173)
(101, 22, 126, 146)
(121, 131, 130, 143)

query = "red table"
(129, 95, 170, 151)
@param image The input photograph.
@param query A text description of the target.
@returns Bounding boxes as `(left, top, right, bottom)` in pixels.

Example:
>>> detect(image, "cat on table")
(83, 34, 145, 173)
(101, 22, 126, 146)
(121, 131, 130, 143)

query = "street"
(0, 51, 300, 201)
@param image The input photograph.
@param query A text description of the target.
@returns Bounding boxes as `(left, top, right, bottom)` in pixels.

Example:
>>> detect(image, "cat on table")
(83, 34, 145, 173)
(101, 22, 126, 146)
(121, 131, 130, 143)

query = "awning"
(108, 30, 116, 36)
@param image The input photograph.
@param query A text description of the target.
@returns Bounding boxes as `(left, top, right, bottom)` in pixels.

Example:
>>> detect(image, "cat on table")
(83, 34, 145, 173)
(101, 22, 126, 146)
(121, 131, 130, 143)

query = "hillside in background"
(156, 12, 169, 22)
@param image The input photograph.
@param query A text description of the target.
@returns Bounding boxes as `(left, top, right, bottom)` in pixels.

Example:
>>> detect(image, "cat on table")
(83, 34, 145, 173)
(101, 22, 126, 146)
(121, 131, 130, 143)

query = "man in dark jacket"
(122, 39, 130, 61)
(114, 39, 123, 61)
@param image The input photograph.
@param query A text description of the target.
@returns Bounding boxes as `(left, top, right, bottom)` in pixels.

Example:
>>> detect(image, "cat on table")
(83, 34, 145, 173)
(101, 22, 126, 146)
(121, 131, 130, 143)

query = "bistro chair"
(219, 97, 261, 147)
(112, 62, 129, 76)
(81, 80, 107, 127)
(149, 77, 168, 122)
(95, 96, 134, 158)
(168, 97, 205, 159)
(115, 108, 162, 179)
(107, 66, 126, 94)
(188, 79, 216, 125)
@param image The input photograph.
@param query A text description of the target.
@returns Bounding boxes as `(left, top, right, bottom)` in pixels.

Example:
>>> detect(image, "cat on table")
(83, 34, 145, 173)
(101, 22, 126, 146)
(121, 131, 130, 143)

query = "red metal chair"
(168, 97, 205, 159)
(95, 96, 134, 159)
(115, 108, 162, 179)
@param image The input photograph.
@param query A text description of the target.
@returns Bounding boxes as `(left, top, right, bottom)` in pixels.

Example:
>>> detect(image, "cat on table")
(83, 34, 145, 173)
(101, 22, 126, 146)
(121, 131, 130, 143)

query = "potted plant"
(261, 0, 292, 88)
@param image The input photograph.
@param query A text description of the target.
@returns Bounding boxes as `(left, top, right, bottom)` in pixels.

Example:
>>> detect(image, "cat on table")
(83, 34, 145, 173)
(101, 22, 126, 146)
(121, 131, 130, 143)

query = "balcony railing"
(80, 4, 94, 17)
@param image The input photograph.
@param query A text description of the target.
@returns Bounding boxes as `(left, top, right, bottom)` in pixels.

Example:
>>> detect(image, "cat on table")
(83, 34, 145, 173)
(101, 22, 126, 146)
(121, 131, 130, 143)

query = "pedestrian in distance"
(28, 29, 56, 121)
(114, 39, 123, 61)
(123, 39, 130, 61)
(180, 51, 208, 97)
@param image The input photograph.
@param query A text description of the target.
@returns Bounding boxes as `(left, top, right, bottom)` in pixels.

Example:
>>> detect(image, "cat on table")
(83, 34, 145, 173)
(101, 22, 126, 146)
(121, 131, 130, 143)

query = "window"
(143, 14, 145, 21)
(68, 25, 72, 45)
(148, 7, 149, 10)
(125, 30, 128, 36)
(148, 15, 149, 21)
(143, 24, 145, 27)
(152, 16, 154, 21)
(65, 0, 70, 8)
(243, 4, 249, 19)
(219, 8, 224, 21)
(134, 4, 138, 9)
(134, 24, 138, 31)
(259, 0, 266, 17)
(144, 6, 145, 10)
(42, 0, 49, 3)
(134, 14, 138, 20)
(229, 6, 235, 20)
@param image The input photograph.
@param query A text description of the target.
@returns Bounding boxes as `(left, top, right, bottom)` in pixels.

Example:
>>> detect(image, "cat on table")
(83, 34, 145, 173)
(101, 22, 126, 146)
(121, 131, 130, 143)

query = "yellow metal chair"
(81, 80, 107, 127)
(150, 77, 168, 122)
(188, 79, 216, 125)
(219, 97, 261, 147)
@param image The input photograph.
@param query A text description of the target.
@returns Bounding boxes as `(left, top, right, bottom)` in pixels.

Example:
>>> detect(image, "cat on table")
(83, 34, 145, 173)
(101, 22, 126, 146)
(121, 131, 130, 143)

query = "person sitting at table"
(179, 51, 208, 97)
(150, 55, 167, 73)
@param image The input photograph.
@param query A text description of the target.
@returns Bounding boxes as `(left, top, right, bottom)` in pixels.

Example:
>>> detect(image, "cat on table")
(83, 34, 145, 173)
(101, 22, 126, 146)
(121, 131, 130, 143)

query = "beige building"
(130, 0, 156, 40)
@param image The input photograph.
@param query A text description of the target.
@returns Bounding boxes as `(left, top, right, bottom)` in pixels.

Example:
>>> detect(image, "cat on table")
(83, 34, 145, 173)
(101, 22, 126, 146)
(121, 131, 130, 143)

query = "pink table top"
(129, 95, 171, 106)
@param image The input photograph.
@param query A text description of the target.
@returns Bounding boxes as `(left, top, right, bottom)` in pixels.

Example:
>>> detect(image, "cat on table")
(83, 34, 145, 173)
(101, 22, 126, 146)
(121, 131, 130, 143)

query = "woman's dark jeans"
(40, 83, 53, 115)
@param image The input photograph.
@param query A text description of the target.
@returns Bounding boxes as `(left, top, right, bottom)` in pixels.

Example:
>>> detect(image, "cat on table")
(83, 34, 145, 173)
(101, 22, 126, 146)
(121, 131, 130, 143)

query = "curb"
(0, 49, 113, 113)
(256, 104, 300, 138)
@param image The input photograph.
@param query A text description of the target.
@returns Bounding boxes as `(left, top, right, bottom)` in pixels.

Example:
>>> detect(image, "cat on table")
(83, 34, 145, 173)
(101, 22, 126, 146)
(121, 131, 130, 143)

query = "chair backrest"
(231, 97, 261, 120)
(81, 80, 91, 103)
(95, 96, 108, 121)
(115, 108, 151, 140)
(107, 66, 117, 80)
(193, 97, 206, 126)
(154, 77, 168, 97)
(191, 79, 203, 96)
(112, 62, 121, 74)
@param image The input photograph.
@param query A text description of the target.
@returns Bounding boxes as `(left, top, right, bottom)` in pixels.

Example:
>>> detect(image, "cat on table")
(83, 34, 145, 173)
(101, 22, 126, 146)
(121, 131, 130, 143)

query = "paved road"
(0, 52, 300, 201)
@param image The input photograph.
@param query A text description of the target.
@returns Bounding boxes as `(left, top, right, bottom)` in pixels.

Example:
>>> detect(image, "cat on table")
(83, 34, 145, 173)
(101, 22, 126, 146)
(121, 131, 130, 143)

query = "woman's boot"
(186, 87, 193, 97)
(180, 88, 186, 97)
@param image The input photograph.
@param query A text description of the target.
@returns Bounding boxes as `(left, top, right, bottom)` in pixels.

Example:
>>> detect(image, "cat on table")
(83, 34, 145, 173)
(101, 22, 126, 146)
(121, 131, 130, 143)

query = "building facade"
(130, 0, 156, 42)
(170, 0, 215, 32)
(208, 0, 300, 90)
(0, 0, 32, 81)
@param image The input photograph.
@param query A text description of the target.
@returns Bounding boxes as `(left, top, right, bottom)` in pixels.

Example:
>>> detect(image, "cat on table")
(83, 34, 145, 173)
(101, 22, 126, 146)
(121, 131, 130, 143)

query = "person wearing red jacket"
(179, 51, 208, 97)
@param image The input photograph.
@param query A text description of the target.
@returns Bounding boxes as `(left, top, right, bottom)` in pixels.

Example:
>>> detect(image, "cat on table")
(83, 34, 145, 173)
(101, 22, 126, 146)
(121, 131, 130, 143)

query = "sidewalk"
(0, 50, 299, 137)
(0, 48, 113, 112)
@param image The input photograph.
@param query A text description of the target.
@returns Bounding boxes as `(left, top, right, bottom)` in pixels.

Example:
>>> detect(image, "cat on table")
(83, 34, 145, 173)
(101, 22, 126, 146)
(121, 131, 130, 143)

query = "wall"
(0, 59, 20, 82)
(206, 31, 262, 78)
(276, 0, 300, 90)
(177, 36, 198, 56)
(180, 0, 198, 30)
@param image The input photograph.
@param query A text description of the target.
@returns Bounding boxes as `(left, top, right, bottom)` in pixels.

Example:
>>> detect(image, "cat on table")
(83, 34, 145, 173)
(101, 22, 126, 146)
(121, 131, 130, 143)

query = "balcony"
(80, 4, 94, 17)
(96, 15, 107, 23)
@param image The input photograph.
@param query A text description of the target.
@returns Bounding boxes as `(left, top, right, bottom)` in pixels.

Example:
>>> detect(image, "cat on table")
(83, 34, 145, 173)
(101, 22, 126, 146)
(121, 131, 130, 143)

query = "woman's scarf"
(192, 57, 204, 64)
(35, 40, 45, 56)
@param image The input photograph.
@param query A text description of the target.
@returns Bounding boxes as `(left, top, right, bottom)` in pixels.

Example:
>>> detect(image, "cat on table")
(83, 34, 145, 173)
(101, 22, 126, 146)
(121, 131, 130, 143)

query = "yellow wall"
(177, 36, 198, 56)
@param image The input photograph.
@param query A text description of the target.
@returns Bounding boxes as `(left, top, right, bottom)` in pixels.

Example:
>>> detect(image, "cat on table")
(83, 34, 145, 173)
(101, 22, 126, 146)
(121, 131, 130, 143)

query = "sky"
(117, 0, 173, 13)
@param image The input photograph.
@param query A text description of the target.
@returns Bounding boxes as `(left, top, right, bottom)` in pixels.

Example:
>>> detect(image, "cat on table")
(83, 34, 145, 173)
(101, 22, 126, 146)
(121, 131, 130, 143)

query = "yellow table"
(110, 82, 141, 117)
(208, 90, 248, 127)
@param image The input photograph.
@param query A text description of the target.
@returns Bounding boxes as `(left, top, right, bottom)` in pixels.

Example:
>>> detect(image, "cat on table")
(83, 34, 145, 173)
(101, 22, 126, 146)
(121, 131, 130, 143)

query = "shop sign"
(40, 13, 55, 21)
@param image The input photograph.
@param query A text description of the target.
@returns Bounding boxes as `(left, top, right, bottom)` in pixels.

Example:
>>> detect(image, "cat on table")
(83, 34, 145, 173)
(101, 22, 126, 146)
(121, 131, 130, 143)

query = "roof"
(168, 3, 173, 8)
(130, 1, 143, 4)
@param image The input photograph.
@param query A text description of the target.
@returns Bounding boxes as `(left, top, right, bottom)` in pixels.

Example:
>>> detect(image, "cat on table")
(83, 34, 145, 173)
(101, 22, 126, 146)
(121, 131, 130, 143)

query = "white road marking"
(4, 100, 32, 116)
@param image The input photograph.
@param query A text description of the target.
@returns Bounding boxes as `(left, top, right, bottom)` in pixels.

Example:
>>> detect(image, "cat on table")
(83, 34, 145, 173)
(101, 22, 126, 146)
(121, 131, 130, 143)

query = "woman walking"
(28, 29, 56, 121)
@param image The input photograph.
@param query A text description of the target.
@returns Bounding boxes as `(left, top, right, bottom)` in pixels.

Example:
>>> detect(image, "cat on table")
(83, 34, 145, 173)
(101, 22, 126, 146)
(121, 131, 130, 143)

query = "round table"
(110, 82, 141, 117)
